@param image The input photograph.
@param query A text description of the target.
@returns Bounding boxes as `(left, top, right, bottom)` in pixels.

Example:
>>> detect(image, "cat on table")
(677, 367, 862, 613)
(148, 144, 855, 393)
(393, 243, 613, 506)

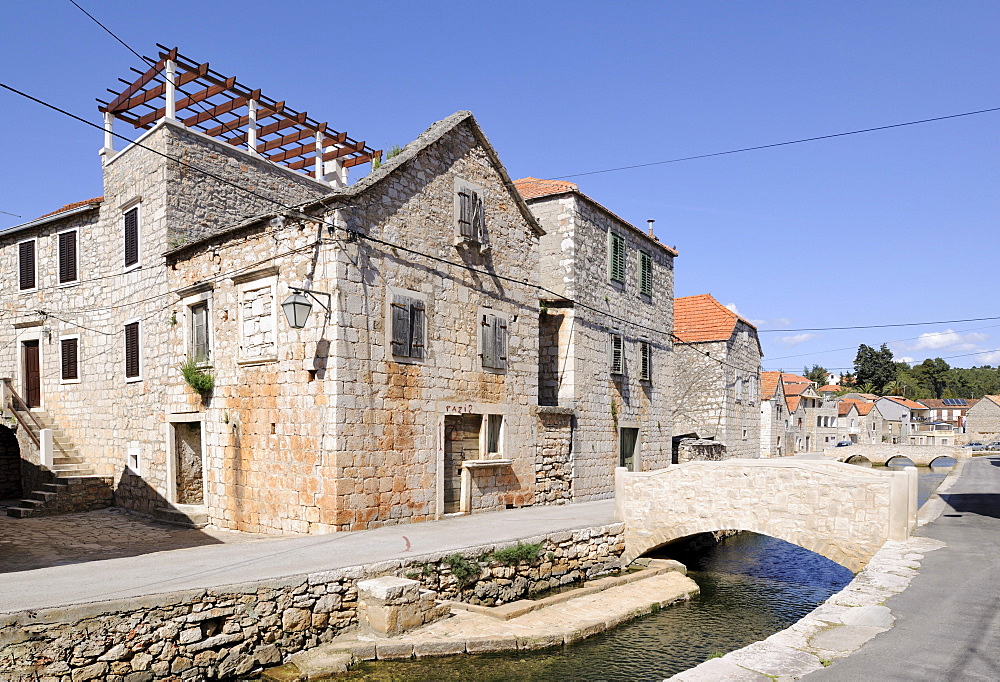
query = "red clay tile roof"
(783, 383, 810, 397)
(882, 396, 927, 410)
(779, 372, 812, 385)
(980, 395, 1000, 408)
(787, 396, 802, 412)
(513, 177, 578, 200)
(38, 197, 103, 219)
(674, 294, 757, 343)
(818, 385, 840, 392)
(760, 371, 782, 400)
(838, 402, 857, 416)
(838, 398, 877, 416)
(856, 402, 876, 416)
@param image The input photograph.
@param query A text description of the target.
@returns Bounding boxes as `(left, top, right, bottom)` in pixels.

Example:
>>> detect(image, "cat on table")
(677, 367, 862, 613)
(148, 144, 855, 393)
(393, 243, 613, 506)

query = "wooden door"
(22, 341, 40, 408)
(443, 414, 481, 514)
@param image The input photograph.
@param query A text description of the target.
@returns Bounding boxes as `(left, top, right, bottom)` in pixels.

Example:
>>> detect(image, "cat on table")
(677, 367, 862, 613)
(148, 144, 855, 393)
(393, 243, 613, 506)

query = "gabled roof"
(674, 294, 758, 343)
(838, 402, 858, 417)
(167, 111, 544, 257)
(818, 384, 840, 392)
(39, 198, 104, 219)
(838, 398, 877, 417)
(787, 396, 802, 412)
(760, 371, 782, 400)
(513, 176, 678, 256)
(978, 395, 1000, 408)
(881, 396, 927, 410)
(513, 177, 578, 200)
(919, 399, 978, 409)
(778, 372, 812, 384)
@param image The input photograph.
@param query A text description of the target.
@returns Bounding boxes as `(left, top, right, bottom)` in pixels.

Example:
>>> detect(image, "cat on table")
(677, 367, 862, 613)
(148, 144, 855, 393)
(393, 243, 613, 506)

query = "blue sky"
(1, 1, 997, 375)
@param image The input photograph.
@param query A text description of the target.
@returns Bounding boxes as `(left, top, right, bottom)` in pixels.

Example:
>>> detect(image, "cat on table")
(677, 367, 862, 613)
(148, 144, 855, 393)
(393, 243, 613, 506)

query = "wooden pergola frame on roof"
(97, 45, 381, 179)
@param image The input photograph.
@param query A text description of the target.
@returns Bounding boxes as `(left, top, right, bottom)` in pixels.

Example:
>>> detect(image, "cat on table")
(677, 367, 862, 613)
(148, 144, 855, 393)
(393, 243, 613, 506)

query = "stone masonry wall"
(965, 398, 1000, 438)
(531, 193, 675, 501)
(165, 116, 541, 533)
(0, 524, 623, 681)
(535, 407, 573, 504)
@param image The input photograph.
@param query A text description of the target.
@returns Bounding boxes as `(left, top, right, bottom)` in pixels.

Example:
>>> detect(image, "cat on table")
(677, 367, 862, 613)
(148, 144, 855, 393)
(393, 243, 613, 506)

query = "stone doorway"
(443, 414, 481, 514)
(22, 340, 40, 408)
(0, 426, 21, 499)
(174, 422, 204, 505)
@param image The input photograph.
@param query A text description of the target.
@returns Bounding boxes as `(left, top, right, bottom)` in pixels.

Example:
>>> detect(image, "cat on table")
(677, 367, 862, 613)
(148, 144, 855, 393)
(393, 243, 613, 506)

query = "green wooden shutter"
(639, 251, 652, 296)
(409, 299, 425, 359)
(640, 342, 651, 381)
(610, 333, 624, 374)
(390, 295, 411, 356)
(610, 233, 625, 283)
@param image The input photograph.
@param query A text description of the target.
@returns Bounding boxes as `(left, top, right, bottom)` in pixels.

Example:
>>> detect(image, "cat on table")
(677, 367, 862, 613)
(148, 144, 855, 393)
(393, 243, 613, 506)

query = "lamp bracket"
(290, 286, 332, 312)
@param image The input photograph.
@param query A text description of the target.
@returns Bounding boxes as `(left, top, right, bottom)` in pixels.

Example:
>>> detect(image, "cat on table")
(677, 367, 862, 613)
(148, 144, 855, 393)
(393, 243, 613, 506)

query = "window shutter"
(58, 232, 77, 284)
(61, 337, 79, 381)
(610, 233, 625, 282)
(124, 322, 140, 378)
(124, 208, 139, 267)
(409, 298, 426, 359)
(19, 241, 36, 290)
(610, 333, 624, 375)
(471, 191, 484, 243)
(495, 316, 508, 370)
(639, 251, 652, 296)
(640, 342, 651, 381)
(390, 294, 411, 356)
(480, 314, 495, 368)
(458, 189, 474, 239)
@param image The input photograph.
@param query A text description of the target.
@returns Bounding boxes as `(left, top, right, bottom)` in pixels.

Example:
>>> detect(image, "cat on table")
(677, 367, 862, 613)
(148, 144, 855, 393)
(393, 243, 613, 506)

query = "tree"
(911, 358, 951, 399)
(804, 364, 829, 386)
(854, 344, 897, 394)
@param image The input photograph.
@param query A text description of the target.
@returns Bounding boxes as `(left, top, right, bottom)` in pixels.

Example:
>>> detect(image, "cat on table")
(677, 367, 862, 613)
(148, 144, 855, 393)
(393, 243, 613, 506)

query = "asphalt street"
(808, 454, 1000, 681)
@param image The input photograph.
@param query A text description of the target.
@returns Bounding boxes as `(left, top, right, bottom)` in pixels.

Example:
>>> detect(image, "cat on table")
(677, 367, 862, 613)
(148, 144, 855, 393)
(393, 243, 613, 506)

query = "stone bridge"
(827, 444, 968, 467)
(615, 459, 916, 572)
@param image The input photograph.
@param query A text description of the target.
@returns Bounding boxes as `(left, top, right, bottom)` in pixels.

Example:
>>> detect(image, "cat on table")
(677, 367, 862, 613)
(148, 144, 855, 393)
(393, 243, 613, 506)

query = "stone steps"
(153, 504, 209, 529)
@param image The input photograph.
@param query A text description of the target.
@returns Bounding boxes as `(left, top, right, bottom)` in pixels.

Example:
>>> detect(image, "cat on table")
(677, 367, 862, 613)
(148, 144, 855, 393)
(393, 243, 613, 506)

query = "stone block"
(357, 576, 420, 604)
(810, 624, 887, 652)
(465, 635, 518, 654)
(375, 641, 414, 660)
(412, 639, 467, 657)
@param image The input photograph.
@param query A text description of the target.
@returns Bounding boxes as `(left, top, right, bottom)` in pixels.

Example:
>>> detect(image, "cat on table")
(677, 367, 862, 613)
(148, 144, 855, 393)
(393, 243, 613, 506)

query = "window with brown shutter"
(58, 231, 78, 284)
(124, 322, 140, 379)
(61, 337, 79, 381)
(390, 293, 426, 360)
(124, 207, 139, 267)
(18, 240, 36, 290)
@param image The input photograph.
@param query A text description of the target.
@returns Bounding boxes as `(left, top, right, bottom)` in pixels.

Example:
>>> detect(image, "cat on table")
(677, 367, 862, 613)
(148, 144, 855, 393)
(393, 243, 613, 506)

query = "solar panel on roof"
(942, 398, 969, 406)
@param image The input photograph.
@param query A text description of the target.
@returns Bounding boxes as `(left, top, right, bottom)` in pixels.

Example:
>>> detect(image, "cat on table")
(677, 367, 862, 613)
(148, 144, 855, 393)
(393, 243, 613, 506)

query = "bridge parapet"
(827, 444, 966, 467)
(615, 459, 916, 573)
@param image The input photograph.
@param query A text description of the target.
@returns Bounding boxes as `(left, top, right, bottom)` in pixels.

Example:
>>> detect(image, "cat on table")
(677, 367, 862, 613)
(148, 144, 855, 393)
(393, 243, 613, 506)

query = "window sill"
(123, 263, 142, 273)
(18, 288, 38, 294)
(60, 378, 82, 385)
(125, 376, 143, 384)
(237, 356, 277, 367)
(392, 356, 425, 365)
(57, 280, 79, 288)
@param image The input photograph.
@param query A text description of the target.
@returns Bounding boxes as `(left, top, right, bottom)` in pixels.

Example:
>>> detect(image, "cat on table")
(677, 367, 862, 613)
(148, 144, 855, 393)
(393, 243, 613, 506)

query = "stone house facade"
(963, 395, 1000, 440)
(759, 371, 788, 457)
(671, 294, 762, 459)
(515, 177, 676, 500)
(0, 49, 555, 531)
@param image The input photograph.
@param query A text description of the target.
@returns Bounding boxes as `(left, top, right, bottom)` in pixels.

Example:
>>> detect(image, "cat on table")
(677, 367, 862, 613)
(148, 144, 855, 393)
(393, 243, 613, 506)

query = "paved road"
(0, 499, 615, 614)
(809, 454, 1000, 681)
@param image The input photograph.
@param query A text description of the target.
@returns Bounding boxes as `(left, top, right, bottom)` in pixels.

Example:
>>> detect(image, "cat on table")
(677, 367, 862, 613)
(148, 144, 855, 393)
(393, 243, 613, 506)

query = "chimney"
(647, 219, 655, 237)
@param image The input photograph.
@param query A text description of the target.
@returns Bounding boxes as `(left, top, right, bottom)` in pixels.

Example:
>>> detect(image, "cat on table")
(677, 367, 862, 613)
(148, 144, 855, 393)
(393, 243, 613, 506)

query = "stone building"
(0, 47, 550, 531)
(671, 294, 762, 459)
(836, 399, 882, 444)
(960, 395, 1000, 440)
(515, 177, 676, 500)
(759, 371, 788, 457)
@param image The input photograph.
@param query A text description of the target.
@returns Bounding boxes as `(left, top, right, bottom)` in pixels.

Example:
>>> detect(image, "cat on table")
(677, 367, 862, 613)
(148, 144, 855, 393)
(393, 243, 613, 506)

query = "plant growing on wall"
(181, 358, 214, 396)
(443, 553, 481, 587)
(491, 542, 543, 565)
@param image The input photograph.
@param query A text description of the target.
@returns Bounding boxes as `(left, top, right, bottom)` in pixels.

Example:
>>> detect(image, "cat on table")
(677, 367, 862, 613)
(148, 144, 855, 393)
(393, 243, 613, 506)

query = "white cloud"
(724, 303, 741, 315)
(898, 356, 915, 363)
(778, 333, 818, 346)
(974, 351, 1000, 365)
(904, 329, 987, 352)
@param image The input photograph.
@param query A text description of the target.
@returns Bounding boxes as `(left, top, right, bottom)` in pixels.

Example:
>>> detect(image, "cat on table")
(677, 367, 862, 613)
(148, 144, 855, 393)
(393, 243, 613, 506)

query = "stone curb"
(668, 534, 946, 680)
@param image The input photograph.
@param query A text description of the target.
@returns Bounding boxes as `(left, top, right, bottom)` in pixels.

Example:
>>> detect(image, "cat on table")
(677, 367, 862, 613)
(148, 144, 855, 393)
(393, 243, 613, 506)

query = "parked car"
(835, 441, 853, 447)
(962, 442, 984, 449)
(984, 441, 1000, 451)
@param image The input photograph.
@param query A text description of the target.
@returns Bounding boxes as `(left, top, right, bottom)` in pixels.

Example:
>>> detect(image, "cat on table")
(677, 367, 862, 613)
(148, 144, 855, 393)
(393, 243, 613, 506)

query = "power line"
(553, 106, 1000, 179)
(758, 315, 1000, 334)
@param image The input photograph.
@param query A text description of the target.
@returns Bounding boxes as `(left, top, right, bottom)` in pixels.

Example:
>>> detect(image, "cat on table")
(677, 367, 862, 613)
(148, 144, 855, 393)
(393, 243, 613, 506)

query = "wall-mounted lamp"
(281, 287, 332, 329)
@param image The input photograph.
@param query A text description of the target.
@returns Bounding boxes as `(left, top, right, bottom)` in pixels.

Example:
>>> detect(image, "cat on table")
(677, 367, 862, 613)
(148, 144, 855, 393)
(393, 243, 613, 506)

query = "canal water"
(331, 460, 955, 681)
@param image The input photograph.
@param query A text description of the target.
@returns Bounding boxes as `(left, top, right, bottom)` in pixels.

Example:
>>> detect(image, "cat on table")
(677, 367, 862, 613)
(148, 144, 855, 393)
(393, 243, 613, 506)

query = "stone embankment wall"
(616, 460, 915, 572)
(828, 443, 966, 466)
(0, 524, 623, 681)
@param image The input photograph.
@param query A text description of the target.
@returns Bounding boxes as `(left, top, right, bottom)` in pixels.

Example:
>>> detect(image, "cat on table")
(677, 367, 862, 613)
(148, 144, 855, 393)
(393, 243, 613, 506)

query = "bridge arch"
(616, 459, 915, 574)
(844, 454, 872, 466)
(831, 444, 967, 467)
(885, 455, 915, 467)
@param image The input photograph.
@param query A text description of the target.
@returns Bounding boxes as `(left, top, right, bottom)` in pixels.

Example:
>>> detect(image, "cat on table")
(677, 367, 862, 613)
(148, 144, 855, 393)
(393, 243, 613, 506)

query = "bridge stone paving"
(828, 444, 968, 467)
(616, 459, 916, 572)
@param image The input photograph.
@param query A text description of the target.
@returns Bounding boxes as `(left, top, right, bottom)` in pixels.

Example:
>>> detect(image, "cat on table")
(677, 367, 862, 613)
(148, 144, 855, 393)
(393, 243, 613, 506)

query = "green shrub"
(443, 553, 481, 586)
(181, 358, 214, 395)
(491, 542, 543, 566)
